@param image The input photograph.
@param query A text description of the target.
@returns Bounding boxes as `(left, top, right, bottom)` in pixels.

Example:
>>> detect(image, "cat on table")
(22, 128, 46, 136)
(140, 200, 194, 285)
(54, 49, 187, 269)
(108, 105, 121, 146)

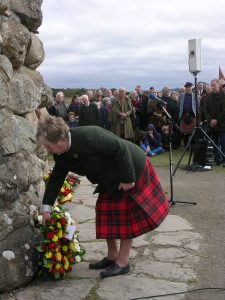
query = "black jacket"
(205, 92, 225, 131)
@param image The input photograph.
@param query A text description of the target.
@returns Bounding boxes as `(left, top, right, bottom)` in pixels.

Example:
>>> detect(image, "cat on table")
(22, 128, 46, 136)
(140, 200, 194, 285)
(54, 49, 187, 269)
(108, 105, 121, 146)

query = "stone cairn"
(0, 0, 53, 292)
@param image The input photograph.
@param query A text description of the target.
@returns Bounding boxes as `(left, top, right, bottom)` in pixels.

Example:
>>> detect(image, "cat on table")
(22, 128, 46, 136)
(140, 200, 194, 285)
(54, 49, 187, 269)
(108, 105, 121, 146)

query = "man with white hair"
(47, 91, 68, 121)
(78, 94, 100, 126)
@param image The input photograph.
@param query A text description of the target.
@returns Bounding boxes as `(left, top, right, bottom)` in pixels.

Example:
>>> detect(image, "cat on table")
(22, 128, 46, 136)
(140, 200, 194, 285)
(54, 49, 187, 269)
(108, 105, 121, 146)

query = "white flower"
(53, 207, 60, 212)
(2, 251, 15, 261)
(74, 244, 80, 252)
(75, 255, 81, 263)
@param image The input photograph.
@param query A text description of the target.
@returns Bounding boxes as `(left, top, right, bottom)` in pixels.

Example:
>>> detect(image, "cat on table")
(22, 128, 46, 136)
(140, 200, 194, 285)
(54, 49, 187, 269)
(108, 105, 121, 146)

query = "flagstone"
(185, 241, 201, 251)
(69, 262, 100, 279)
(151, 231, 201, 247)
(14, 279, 96, 300)
(134, 261, 196, 282)
(155, 215, 193, 232)
(97, 275, 187, 300)
(153, 247, 199, 263)
(77, 196, 97, 207)
(76, 222, 96, 242)
(69, 204, 95, 223)
(132, 235, 149, 248)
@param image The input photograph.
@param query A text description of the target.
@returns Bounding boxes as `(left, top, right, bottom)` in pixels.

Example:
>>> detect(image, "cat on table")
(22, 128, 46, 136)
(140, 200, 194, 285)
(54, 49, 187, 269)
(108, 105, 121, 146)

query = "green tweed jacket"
(43, 126, 146, 206)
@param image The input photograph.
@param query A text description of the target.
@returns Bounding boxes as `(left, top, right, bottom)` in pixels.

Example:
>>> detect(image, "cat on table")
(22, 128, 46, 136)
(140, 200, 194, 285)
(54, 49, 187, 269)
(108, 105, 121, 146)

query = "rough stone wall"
(0, 0, 53, 291)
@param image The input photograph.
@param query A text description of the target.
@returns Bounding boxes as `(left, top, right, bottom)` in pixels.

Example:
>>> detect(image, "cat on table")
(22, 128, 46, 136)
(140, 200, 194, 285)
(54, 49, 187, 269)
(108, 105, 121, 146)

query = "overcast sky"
(38, 0, 225, 91)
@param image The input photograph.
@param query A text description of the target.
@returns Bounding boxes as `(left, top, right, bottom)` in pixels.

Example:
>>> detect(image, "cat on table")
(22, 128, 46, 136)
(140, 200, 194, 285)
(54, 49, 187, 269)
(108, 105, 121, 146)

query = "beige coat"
(109, 96, 134, 139)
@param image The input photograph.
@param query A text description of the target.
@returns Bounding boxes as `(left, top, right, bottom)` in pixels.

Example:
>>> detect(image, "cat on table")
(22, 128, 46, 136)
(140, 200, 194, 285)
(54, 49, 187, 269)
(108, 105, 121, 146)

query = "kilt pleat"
(95, 158, 169, 239)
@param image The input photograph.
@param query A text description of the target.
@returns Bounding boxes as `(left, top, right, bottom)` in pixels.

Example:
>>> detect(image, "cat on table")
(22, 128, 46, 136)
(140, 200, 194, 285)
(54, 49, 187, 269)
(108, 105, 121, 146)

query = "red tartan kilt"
(95, 159, 169, 239)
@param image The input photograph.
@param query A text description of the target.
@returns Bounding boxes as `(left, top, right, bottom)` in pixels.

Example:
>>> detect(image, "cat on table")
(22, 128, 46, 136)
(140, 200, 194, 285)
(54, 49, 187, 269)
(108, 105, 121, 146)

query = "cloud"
(38, 0, 225, 90)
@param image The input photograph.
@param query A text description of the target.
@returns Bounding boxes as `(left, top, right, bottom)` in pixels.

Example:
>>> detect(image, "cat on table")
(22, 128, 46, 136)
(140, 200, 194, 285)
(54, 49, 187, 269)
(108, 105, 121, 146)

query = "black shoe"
(89, 257, 115, 269)
(100, 262, 130, 278)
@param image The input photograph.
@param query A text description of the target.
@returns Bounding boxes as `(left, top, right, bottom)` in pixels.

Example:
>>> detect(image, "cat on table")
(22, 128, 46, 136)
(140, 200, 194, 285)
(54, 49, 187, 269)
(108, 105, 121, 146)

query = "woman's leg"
(116, 239, 133, 267)
(140, 143, 147, 152)
(106, 239, 119, 260)
(151, 146, 164, 154)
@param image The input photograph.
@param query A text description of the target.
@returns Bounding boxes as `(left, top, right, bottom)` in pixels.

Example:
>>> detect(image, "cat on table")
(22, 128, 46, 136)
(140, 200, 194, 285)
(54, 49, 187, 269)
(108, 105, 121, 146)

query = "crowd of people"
(46, 79, 225, 166)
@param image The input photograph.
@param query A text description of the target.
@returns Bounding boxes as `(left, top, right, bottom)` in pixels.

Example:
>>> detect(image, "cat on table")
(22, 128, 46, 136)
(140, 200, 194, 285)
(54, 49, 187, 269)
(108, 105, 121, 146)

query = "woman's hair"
(36, 115, 69, 144)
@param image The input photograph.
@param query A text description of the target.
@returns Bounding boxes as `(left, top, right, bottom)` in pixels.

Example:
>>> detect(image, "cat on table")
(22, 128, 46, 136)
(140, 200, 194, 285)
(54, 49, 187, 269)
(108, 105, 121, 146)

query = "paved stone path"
(11, 176, 202, 300)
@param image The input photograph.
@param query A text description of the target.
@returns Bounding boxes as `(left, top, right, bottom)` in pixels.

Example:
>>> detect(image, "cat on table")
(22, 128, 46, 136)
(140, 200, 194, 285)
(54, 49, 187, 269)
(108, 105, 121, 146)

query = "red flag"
(219, 66, 225, 79)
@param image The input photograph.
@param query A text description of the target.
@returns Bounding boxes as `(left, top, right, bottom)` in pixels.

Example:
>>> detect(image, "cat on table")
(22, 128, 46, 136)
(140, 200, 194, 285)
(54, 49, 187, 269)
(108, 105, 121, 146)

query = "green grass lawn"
(150, 147, 192, 168)
(47, 147, 225, 173)
(150, 147, 225, 173)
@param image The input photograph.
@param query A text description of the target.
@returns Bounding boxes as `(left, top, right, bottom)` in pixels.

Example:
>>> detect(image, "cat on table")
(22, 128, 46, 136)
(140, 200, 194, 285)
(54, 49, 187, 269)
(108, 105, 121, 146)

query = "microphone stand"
(161, 104, 197, 206)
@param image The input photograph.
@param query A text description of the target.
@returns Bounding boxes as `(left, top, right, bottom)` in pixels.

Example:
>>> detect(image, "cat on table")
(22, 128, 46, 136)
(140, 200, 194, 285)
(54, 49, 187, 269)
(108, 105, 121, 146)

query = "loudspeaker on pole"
(188, 39, 202, 74)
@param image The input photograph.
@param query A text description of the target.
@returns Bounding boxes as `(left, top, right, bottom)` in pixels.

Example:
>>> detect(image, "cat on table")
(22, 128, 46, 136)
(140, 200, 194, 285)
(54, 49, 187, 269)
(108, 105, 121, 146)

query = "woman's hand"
(121, 112, 127, 118)
(119, 182, 135, 191)
(42, 211, 51, 226)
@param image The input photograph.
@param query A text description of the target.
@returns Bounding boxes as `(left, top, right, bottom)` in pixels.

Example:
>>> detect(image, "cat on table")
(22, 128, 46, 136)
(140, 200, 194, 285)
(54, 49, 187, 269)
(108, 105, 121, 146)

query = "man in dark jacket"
(205, 79, 225, 166)
(78, 94, 100, 126)
(37, 115, 169, 278)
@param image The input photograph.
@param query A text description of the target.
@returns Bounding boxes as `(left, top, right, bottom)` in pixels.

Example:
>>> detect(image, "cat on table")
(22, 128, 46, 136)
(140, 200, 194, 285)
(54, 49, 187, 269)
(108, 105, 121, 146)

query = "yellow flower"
(57, 222, 62, 228)
(57, 229, 63, 238)
(46, 262, 52, 269)
(55, 263, 61, 270)
(43, 175, 49, 181)
(62, 245, 68, 252)
(56, 252, 62, 262)
(64, 256, 69, 270)
(69, 242, 75, 252)
(45, 251, 52, 259)
(52, 235, 58, 242)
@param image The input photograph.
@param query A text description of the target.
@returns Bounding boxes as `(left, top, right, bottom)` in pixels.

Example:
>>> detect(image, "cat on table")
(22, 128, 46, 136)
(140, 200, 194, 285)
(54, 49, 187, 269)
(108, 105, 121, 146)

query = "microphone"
(149, 94, 167, 105)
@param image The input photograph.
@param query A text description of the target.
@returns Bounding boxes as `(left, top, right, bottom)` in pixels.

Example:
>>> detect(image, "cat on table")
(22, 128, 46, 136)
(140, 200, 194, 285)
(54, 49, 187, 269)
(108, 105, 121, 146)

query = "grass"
(150, 147, 190, 168)
(150, 147, 225, 173)
(47, 147, 225, 173)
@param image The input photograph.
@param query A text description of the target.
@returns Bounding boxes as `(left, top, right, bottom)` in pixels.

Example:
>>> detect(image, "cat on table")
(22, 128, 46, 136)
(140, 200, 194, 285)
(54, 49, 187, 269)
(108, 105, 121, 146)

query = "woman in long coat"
(109, 87, 134, 140)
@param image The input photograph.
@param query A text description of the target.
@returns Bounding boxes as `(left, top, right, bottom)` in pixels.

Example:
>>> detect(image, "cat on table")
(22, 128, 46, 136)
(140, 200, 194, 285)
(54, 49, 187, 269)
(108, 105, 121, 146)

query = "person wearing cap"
(179, 82, 199, 146)
(36, 115, 169, 278)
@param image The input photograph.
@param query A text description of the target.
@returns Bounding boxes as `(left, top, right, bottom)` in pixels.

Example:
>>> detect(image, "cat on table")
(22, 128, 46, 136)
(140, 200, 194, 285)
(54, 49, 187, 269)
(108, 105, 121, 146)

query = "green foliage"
(52, 88, 87, 98)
